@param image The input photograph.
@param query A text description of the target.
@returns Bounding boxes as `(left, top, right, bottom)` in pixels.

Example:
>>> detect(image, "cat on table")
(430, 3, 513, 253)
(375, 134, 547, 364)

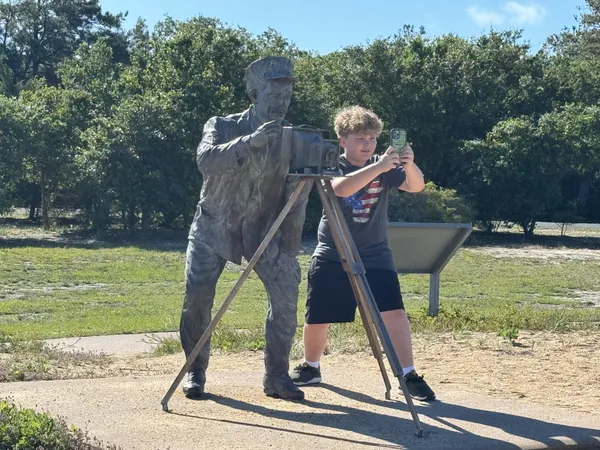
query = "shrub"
(388, 181, 474, 223)
(0, 399, 121, 450)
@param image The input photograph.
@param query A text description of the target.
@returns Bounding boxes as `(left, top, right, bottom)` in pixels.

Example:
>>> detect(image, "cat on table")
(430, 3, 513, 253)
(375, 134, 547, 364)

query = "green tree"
(0, 0, 126, 88)
(0, 94, 27, 212)
(110, 91, 191, 230)
(0, 54, 15, 94)
(539, 103, 600, 217)
(546, 1, 600, 106)
(19, 80, 89, 228)
(462, 118, 562, 236)
(549, 0, 600, 58)
(58, 39, 122, 235)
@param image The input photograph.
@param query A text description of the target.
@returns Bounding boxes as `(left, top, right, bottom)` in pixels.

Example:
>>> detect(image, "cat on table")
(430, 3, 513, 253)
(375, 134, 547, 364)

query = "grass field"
(1, 222, 599, 351)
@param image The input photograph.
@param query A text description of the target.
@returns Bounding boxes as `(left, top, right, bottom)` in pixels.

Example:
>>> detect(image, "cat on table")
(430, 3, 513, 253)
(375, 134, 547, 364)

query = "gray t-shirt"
(313, 155, 407, 270)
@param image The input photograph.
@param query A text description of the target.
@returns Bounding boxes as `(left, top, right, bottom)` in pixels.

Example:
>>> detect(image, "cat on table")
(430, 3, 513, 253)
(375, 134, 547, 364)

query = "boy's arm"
(399, 163, 424, 192)
(332, 149, 400, 197)
(397, 145, 425, 192)
(331, 164, 384, 197)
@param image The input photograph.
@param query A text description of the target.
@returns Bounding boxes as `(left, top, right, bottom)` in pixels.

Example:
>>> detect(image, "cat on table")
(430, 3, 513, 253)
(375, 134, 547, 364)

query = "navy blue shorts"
(305, 257, 404, 324)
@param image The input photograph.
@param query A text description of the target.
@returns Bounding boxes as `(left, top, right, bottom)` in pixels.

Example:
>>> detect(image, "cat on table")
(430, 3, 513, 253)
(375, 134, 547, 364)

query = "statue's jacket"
(189, 107, 311, 265)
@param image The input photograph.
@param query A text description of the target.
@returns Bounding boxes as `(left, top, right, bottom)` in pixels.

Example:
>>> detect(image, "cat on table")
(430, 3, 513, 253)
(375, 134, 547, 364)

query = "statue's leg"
(179, 238, 226, 374)
(255, 246, 301, 377)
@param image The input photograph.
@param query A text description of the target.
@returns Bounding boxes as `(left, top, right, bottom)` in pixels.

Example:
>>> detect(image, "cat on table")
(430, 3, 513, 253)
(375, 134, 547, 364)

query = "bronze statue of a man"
(180, 56, 311, 400)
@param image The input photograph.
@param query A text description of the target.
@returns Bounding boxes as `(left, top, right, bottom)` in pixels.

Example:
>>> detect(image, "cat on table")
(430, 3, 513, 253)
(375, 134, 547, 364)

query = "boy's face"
(339, 131, 378, 165)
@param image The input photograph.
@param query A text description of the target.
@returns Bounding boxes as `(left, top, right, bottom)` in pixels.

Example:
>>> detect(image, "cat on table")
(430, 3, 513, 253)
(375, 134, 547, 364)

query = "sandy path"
(2, 332, 600, 450)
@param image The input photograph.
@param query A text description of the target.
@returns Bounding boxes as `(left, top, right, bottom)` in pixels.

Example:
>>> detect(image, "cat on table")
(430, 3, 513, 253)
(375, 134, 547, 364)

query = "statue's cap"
(243, 56, 296, 90)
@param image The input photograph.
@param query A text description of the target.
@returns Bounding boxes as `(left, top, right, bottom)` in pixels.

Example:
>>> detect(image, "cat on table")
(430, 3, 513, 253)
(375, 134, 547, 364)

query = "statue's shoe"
(263, 373, 305, 400)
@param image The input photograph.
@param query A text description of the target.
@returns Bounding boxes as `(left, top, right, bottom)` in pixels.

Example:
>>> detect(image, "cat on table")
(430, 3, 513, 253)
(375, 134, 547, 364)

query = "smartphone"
(390, 128, 407, 151)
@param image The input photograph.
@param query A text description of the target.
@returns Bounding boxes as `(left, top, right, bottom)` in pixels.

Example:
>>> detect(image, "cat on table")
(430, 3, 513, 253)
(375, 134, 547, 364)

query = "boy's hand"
(377, 147, 402, 172)
(397, 144, 415, 168)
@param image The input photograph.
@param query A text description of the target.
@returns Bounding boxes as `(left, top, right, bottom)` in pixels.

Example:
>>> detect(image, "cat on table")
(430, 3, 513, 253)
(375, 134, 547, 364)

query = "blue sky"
(99, 0, 584, 54)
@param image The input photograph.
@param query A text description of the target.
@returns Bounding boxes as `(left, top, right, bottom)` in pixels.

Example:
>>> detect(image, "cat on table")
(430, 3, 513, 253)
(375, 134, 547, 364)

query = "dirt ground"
(470, 246, 600, 261)
(39, 331, 600, 416)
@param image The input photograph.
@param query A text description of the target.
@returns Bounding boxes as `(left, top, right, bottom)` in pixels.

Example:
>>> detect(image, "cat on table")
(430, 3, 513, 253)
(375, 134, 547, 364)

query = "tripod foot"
(161, 402, 169, 412)
(415, 429, 424, 438)
(385, 390, 391, 400)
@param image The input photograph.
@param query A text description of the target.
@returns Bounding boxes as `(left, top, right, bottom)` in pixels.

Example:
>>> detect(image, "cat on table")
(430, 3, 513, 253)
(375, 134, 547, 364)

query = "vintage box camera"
(283, 126, 341, 177)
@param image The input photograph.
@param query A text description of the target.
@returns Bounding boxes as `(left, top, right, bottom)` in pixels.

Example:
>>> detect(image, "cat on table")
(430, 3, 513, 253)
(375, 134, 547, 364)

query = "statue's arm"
(196, 117, 251, 175)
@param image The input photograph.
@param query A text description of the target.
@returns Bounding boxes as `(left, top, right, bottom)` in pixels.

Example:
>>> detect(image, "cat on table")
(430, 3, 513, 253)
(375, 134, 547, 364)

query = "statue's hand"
(249, 120, 282, 149)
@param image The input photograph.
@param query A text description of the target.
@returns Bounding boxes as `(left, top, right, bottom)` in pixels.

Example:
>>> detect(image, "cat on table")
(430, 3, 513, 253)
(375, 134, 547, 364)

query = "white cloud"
(467, 2, 547, 27)
(504, 1, 547, 25)
(467, 6, 505, 26)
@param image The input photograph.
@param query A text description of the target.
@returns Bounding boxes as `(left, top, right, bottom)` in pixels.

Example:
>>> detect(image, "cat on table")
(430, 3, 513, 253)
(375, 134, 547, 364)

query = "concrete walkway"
(1, 363, 599, 450)
(44, 332, 179, 355)
(1, 333, 599, 449)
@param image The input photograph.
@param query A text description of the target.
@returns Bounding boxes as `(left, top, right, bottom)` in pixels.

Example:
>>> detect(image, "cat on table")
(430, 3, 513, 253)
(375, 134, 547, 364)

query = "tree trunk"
(577, 172, 593, 208)
(141, 207, 151, 231)
(95, 194, 110, 240)
(521, 219, 536, 238)
(28, 184, 41, 221)
(127, 203, 137, 230)
(41, 170, 49, 230)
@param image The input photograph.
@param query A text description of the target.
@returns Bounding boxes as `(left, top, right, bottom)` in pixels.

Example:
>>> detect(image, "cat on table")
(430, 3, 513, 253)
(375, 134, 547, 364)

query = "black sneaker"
(404, 370, 436, 401)
(290, 362, 322, 386)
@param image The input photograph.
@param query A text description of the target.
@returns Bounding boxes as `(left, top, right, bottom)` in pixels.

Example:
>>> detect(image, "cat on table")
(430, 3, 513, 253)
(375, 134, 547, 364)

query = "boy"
(290, 105, 435, 401)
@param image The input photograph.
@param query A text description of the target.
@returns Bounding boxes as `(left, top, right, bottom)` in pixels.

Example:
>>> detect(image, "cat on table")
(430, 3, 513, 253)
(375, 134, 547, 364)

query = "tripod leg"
(317, 180, 424, 437)
(354, 285, 394, 400)
(161, 179, 308, 412)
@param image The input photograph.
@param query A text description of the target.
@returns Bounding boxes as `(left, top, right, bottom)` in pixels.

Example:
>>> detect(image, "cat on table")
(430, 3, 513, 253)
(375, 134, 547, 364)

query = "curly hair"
(334, 106, 383, 138)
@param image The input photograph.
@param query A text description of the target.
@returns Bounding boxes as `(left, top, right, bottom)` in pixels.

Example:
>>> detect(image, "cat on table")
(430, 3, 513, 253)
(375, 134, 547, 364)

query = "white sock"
(305, 360, 320, 368)
(402, 366, 415, 376)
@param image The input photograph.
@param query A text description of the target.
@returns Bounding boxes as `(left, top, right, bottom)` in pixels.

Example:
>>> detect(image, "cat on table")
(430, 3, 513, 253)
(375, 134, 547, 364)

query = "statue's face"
(251, 80, 293, 124)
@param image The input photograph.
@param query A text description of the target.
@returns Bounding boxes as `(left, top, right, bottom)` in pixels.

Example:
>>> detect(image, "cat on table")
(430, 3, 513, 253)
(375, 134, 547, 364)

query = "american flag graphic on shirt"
(343, 180, 384, 223)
